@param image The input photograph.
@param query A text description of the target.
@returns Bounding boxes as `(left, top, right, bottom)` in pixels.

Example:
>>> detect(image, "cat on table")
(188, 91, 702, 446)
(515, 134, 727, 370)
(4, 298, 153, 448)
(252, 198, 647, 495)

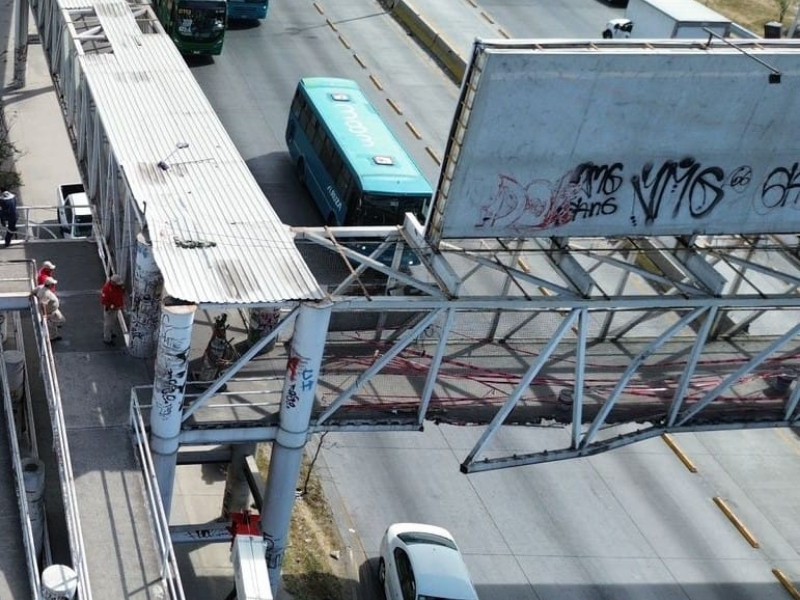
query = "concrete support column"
(150, 301, 196, 519)
(221, 442, 255, 520)
(262, 301, 332, 595)
(247, 307, 281, 353)
(129, 234, 164, 358)
(13, 0, 29, 89)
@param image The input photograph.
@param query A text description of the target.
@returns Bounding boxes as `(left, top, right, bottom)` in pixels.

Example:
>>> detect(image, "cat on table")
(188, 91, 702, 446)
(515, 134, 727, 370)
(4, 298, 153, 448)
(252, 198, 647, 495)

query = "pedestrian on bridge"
(37, 261, 56, 287)
(36, 277, 65, 341)
(0, 187, 19, 247)
(101, 274, 125, 346)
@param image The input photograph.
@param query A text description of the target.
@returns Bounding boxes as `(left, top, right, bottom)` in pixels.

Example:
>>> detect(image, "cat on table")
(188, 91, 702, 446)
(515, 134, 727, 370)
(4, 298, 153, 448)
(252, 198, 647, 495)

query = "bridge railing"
(129, 392, 187, 600)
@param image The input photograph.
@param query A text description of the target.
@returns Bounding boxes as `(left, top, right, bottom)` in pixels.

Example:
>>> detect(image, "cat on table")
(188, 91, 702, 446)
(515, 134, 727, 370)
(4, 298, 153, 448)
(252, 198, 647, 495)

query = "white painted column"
(247, 307, 281, 353)
(262, 301, 332, 594)
(150, 301, 195, 518)
(129, 234, 163, 358)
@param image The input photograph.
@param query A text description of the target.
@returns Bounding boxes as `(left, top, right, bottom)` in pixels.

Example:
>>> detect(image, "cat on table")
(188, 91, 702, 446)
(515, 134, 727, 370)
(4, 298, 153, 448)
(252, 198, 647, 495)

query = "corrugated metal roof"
(71, 0, 324, 304)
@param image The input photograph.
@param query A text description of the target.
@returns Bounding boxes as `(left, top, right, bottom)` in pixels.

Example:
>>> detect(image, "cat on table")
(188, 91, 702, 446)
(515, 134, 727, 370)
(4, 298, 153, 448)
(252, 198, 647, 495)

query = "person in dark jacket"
(100, 274, 126, 345)
(0, 188, 18, 247)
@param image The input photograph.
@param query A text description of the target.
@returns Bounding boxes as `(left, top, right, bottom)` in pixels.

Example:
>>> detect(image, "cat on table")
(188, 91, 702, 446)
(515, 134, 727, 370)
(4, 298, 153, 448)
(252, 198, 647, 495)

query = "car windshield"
(396, 532, 457, 551)
(75, 214, 92, 237)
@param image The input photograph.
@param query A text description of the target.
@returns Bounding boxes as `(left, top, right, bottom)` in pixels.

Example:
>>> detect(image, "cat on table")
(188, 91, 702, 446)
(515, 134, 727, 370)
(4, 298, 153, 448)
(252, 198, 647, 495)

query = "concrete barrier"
(390, 0, 468, 83)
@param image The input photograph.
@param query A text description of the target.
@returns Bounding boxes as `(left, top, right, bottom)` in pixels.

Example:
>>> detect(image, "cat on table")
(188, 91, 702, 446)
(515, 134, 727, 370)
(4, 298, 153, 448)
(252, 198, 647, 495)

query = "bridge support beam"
(129, 233, 163, 358)
(262, 300, 332, 596)
(150, 301, 196, 519)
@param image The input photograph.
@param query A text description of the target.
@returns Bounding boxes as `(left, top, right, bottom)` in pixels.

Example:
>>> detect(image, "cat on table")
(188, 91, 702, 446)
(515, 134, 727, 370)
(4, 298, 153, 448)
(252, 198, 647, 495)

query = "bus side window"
(312, 123, 326, 154)
(299, 103, 312, 129)
(290, 93, 302, 117)
(320, 137, 335, 171)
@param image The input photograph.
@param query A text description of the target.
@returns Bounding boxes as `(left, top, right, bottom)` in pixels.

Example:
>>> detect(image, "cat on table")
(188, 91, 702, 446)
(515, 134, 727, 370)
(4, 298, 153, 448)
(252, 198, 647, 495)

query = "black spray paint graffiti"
(568, 162, 622, 221)
(475, 158, 757, 231)
(154, 313, 190, 420)
(631, 157, 725, 226)
(760, 163, 800, 210)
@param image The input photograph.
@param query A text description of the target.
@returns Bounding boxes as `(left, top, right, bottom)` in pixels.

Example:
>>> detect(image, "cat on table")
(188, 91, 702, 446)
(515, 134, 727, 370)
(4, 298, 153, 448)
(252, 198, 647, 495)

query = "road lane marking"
(425, 146, 441, 165)
(772, 569, 800, 600)
(386, 98, 402, 115)
(338, 35, 351, 50)
(661, 434, 698, 473)
(313, 2, 324, 15)
(405, 121, 422, 139)
(369, 74, 384, 91)
(713, 497, 760, 548)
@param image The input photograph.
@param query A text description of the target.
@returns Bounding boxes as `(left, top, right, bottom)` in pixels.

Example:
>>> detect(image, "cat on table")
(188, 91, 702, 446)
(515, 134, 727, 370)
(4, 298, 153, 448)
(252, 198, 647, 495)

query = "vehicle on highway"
(152, 0, 227, 55)
(57, 184, 92, 239)
(227, 0, 269, 21)
(286, 77, 433, 229)
(379, 523, 478, 600)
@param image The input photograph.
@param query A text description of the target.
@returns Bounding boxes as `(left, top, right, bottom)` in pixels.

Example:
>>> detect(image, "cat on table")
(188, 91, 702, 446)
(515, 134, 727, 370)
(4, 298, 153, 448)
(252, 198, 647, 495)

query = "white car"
(379, 523, 478, 600)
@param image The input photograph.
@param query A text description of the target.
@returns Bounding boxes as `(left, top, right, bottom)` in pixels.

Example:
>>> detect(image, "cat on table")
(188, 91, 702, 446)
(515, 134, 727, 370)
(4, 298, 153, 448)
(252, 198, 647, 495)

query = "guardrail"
(30, 294, 94, 600)
(0, 325, 43, 598)
(129, 393, 187, 600)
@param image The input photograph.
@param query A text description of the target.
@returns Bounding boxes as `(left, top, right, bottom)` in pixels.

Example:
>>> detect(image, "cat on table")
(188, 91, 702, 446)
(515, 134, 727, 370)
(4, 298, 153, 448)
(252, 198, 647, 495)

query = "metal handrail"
(129, 392, 187, 600)
(30, 295, 94, 600)
(0, 337, 42, 598)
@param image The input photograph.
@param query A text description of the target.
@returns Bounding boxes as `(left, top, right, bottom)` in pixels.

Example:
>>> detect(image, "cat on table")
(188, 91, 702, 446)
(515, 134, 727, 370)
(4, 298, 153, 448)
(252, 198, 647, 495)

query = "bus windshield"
(359, 194, 428, 226)
(176, 1, 226, 41)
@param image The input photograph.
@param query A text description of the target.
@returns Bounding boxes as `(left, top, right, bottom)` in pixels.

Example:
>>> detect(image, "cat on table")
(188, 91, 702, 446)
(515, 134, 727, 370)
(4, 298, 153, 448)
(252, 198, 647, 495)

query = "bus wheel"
(295, 159, 306, 186)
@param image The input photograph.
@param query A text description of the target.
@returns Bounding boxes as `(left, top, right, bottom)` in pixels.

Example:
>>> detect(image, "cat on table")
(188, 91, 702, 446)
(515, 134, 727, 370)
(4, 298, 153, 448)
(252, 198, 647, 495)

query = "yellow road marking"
(662, 434, 698, 473)
(713, 497, 760, 548)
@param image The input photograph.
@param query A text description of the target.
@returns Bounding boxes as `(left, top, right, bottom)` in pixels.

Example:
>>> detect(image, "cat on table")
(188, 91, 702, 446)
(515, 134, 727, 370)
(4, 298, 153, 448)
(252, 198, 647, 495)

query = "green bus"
(153, 0, 227, 56)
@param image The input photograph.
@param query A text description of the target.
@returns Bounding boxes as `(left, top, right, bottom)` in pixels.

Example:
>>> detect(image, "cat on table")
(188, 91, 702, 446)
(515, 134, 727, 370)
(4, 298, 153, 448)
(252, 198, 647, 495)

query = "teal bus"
(227, 0, 269, 21)
(153, 0, 227, 55)
(285, 78, 433, 235)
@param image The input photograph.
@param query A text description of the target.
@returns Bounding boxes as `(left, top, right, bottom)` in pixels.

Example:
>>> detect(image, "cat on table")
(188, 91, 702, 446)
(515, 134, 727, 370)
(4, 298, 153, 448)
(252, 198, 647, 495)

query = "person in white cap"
(100, 273, 126, 346)
(36, 277, 65, 341)
(37, 260, 56, 287)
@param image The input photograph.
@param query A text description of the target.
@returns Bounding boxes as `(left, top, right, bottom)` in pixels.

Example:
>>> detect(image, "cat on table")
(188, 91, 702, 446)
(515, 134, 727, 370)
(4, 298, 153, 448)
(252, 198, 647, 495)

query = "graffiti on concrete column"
(285, 351, 316, 409)
(154, 312, 190, 420)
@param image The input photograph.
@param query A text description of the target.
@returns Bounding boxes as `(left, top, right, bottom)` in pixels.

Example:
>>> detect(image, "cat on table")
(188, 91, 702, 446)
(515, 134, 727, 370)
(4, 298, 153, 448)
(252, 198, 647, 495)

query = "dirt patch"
(256, 442, 350, 600)
(704, 0, 799, 33)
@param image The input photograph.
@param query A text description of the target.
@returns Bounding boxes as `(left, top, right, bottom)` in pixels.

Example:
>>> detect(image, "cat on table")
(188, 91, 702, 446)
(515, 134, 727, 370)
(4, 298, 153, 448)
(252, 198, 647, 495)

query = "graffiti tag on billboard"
(474, 157, 781, 232)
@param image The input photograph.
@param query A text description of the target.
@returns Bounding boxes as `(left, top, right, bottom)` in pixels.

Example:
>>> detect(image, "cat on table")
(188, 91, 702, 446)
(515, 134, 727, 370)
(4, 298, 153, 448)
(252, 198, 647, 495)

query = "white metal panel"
(58, 0, 323, 304)
(631, 0, 731, 25)
(430, 41, 800, 243)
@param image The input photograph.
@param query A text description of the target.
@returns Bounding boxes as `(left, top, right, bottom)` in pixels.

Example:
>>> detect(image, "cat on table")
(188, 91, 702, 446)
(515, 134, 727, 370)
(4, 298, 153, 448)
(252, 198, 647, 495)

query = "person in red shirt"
(37, 261, 56, 287)
(100, 274, 126, 346)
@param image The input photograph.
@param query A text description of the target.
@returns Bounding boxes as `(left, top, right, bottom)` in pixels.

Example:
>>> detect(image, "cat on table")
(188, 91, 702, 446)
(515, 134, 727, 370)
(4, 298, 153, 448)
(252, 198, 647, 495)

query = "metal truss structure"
(31, 0, 800, 475)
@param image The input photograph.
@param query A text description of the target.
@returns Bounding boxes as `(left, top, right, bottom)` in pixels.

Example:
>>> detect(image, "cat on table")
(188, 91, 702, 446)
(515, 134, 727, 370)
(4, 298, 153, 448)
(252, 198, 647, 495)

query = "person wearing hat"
(100, 273, 126, 346)
(36, 277, 65, 341)
(37, 260, 56, 287)
(0, 187, 18, 247)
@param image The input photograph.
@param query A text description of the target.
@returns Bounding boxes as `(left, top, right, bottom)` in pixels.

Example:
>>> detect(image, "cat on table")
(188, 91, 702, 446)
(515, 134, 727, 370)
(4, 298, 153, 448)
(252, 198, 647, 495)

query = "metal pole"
(262, 300, 332, 596)
(129, 233, 163, 358)
(13, 0, 29, 89)
(150, 301, 196, 519)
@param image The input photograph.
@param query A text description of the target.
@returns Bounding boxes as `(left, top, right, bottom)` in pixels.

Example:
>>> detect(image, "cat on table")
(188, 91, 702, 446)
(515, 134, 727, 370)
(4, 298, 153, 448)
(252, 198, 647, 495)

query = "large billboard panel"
(429, 41, 800, 242)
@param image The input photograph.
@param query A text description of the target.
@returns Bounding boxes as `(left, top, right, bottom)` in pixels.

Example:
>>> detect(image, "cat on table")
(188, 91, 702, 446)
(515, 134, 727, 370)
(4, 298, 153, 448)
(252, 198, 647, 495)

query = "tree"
(0, 116, 22, 191)
(774, 0, 794, 23)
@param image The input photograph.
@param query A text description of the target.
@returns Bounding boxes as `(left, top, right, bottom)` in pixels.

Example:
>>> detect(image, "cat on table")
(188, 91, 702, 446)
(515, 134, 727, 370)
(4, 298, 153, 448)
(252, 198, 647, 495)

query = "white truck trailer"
(603, 0, 732, 39)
